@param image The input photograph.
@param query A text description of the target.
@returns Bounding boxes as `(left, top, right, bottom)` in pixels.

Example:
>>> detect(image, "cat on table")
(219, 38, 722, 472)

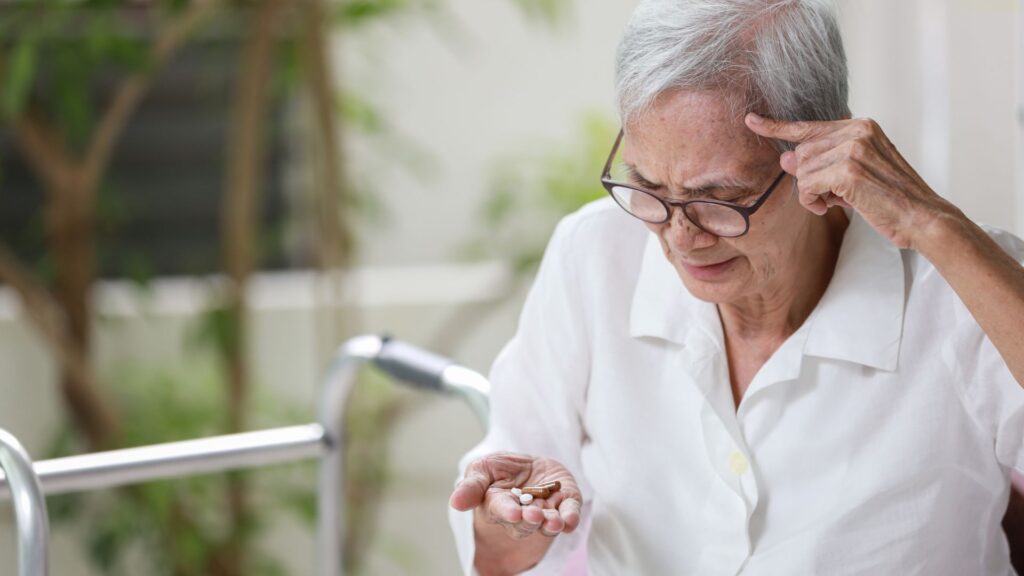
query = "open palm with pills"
(449, 452, 582, 540)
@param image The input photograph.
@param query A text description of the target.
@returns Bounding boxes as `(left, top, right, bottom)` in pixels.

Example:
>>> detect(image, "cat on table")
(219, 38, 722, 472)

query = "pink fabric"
(563, 521, 589, 576)
(560, 514, 590, 574)
(563, 543, 587, 576)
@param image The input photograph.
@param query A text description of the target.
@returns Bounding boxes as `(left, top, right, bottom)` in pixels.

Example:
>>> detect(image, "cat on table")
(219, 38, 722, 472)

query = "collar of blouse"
(629, 212, 905, 373)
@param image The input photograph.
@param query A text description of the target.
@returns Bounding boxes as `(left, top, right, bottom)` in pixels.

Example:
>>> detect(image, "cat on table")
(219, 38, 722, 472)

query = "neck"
(719, 210, 850, 345)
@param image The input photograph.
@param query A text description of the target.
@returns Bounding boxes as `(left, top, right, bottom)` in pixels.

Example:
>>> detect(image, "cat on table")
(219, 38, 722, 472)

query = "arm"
(745, 113, 1024, 387)
(917, 213, 1024, 386)
(449, 214, 593, 575)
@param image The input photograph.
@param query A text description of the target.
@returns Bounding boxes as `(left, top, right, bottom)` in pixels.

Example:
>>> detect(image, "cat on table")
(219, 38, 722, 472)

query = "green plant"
(47, 355, 315, 576)
(1, 0, 573, 574)
(433, 113, 616, 353)
(469, 112, 617, 271)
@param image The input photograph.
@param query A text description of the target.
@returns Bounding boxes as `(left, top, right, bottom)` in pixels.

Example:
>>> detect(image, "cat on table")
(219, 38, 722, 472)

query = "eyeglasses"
(600, 130, 787, 238)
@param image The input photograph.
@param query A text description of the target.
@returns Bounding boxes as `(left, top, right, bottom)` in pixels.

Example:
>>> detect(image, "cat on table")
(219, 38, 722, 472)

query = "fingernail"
(747, 112, 763, 124)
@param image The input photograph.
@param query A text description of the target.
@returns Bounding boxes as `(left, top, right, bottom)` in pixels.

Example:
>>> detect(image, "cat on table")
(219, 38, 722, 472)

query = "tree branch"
(81, 0, 224, 202)
(13, 108, 75, 197)
(0, 243, 67, 359)
(219, 1, 292, 571)
(302, 0, 353, 272)
(0, 242, 118, 447)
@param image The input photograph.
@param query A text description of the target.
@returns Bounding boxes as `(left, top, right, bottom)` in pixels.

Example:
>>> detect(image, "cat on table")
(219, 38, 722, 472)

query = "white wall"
(1017, 0, 1024, 234)
(342, 0, 1023, 271)
(838, 0, 1020, 233)
(341, 0, 639, 267)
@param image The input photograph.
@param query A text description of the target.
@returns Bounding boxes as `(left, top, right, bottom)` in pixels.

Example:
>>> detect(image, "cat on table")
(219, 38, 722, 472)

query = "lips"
(685, 259, 733, 268)
(680, 257, 738, 281)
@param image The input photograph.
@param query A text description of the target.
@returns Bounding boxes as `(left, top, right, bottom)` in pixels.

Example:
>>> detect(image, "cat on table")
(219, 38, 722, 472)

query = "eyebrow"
(624, 163, 755, 197)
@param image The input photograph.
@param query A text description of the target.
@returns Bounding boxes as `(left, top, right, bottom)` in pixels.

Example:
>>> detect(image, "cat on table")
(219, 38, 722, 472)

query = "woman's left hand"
(744, 112, 962, 250)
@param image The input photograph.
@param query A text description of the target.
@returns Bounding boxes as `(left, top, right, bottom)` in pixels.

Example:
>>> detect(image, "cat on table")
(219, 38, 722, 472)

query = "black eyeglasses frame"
(600, 130, 787, 238)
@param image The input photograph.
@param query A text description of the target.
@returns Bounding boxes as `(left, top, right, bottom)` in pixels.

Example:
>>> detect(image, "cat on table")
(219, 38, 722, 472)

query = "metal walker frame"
(0, 335, 490, 576)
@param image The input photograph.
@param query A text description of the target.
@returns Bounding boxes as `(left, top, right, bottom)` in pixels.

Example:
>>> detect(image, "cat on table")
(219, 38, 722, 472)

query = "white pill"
(511, 488, 522, 497)
(519, 493, 534, 505)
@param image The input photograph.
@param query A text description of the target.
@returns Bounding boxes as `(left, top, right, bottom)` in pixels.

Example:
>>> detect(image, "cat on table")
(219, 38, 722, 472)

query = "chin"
(679, 278, 739, 304)
(673, 264, 747, 304)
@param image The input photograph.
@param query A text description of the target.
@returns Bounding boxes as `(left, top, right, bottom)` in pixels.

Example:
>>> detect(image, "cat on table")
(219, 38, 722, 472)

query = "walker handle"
(374, 338, 452, 392)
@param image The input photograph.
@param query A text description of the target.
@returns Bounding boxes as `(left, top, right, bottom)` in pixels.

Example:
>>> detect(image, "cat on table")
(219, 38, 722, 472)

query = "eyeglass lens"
(607, 185, 748, 236)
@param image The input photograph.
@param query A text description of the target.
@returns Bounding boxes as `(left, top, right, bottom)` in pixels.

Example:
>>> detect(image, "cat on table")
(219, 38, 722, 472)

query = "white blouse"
(449, 198, 1024, 576)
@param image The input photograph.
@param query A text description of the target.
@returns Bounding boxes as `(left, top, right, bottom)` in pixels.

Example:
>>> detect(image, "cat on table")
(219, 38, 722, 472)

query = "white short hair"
(615, 0, 850, 139)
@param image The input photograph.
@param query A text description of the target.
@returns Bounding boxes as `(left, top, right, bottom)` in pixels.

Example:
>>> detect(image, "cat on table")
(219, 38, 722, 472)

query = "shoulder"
(901, 223, 1024, 369)
(904, 224, 1024, 295)
(550, 197, 650, 265)
(538, 198, 651, 315)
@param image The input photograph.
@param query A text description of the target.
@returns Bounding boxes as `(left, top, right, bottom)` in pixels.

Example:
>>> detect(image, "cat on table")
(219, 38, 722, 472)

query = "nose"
(660, 205, 718, 251)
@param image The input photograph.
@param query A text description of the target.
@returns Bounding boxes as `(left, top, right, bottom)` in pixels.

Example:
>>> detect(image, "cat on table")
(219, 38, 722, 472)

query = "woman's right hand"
(449, 452, 583, 574)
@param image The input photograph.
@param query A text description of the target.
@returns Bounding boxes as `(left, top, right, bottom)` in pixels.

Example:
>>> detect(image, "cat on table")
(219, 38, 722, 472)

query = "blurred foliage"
(0, 2, 164, 147)
(508, 0, 571, 26)
(341, 367, 417, 575)
(2, 38, 36, 119)
(432, 113, 614, 354)
(336, 0, 439, 27)
(43, 352, 444, 575)
(466, 112, 616, 274)
(2, 0, 574, 573)
(46, 356, 314, 576)
(338, 89, 438, 230)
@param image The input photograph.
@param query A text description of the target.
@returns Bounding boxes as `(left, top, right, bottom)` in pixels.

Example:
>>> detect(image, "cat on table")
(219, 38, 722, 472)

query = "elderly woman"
(448, 0, 1024, 574)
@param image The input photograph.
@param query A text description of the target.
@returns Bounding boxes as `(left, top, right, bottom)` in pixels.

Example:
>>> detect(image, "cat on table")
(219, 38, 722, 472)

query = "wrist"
(473, 508, 551, 576)
(909, 200, 970, 258)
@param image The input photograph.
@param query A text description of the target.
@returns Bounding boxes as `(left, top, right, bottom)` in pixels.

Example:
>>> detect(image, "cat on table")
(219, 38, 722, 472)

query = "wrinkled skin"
(449, 452, 583, 540)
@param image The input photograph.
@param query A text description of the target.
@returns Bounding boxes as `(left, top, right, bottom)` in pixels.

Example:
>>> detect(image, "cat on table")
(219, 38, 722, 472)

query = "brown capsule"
(522, 487, 551, 498)
(538, 481, 561, 492)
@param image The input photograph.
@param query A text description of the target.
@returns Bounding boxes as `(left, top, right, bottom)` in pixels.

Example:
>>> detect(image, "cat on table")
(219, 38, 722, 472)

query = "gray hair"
(615, 0, 850, 140)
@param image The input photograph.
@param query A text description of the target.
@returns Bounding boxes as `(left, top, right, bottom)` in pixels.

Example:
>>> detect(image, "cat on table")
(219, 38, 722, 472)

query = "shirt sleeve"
(944, 226, 1024, 473)
(449, 213, 593, 575)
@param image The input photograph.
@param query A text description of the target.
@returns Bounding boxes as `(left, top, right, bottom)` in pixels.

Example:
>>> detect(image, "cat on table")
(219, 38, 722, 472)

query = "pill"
(519, 493, 534, 505)
(511, 487, 522, 497)
(538, 481, 561, 492)
(523, 487, 551, 498)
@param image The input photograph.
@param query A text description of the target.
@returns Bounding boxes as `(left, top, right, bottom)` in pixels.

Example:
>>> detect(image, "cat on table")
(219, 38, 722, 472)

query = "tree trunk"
(219, 0, 290, 573)
(299, 1, 372, 570)
(10, 112, 120, 450)
(48, 177, 119, 449)
(7, 0, 222, 453)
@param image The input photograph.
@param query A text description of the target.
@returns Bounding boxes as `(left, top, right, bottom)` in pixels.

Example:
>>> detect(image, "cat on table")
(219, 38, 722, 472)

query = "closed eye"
(676, 187, 757, 204)
(625, 169, 662, 191)
(623, 164, 763, 203)
(708, 190, 758, 205)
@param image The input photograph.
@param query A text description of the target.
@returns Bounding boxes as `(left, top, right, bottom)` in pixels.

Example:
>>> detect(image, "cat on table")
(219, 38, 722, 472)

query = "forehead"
(622, 90, 774, 185)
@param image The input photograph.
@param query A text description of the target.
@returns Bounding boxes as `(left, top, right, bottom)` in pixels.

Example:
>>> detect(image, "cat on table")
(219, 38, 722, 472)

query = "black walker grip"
(373, 338, 453, 392)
